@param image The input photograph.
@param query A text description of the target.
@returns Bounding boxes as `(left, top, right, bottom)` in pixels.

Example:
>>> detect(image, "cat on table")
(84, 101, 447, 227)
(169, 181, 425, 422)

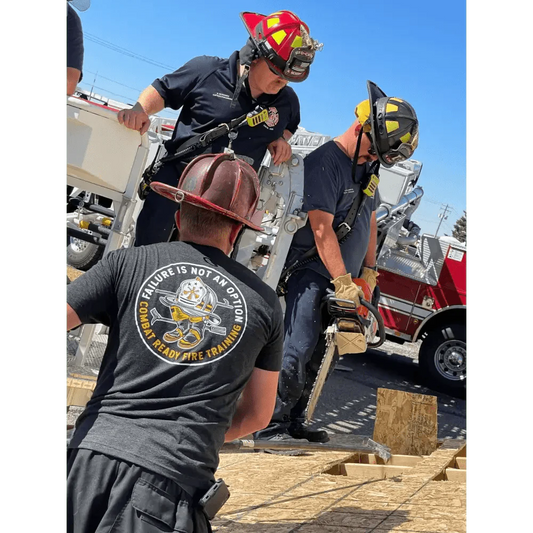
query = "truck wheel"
(419, 322, 466, 393)
(67, 236, 103, 271)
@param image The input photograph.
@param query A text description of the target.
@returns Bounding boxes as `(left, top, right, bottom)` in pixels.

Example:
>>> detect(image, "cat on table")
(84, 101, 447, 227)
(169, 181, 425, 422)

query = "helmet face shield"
(263, 46, 315, 81)
(381, 128, 419, 164)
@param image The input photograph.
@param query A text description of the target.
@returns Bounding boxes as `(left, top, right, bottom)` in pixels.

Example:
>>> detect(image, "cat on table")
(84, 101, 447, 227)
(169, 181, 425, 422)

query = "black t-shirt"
(67, 242, 283, 491)
(286, 141, 381, 279)
(151, 51, 301, 171)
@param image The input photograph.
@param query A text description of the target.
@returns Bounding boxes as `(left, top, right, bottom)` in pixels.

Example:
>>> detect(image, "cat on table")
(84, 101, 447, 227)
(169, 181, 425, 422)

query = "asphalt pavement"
(309, 340, 466, 441)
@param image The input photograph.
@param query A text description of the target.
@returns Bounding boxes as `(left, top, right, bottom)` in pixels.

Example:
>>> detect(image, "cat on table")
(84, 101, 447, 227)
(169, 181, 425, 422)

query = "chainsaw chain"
(304, 325, 337, 421)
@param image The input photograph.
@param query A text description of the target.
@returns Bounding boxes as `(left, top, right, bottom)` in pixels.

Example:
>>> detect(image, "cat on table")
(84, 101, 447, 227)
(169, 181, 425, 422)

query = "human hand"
(117, 102, 151, 135)
(267, 137, 292, 165)
(361, 267, 379, 294)
(331, 273, 364, 308)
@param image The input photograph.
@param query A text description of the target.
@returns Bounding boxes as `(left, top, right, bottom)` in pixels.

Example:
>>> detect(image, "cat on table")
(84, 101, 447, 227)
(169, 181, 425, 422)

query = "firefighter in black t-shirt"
(67, 153, 284, 532)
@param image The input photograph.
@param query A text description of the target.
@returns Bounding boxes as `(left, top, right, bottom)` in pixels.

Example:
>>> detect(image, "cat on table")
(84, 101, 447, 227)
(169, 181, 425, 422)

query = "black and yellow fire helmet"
(355, 81, 419, 168)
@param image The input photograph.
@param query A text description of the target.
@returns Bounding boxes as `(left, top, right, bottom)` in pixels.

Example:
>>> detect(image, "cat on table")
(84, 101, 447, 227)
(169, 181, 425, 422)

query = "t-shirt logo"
(135, 263, 247, 365)
(265, 107, 279, 128)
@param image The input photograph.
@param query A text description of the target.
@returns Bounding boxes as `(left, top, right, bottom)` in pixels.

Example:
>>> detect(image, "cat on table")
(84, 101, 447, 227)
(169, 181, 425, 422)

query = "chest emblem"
(265, 107, 280, 128)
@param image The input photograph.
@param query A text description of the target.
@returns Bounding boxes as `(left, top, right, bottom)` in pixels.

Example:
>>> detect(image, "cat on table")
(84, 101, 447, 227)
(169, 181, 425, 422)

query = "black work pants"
(134, 161, 187, 247)
(67, 448, 212, 533)
(256, 269, 331, 437)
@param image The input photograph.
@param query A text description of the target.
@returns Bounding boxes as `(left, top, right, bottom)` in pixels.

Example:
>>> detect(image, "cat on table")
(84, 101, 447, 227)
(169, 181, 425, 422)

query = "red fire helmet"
(240, 11, 321, 82)
(150, 153, 264, 231)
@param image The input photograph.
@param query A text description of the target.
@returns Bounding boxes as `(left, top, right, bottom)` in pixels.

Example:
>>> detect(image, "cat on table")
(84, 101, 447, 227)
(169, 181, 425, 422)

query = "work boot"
(288, 423, 330, 443)
(259, 432, 309, 456)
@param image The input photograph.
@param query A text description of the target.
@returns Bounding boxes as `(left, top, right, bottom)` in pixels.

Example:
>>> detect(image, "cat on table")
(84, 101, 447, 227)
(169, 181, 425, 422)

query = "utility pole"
(435, 204, 452, 237)
(89, 70, 98, 100)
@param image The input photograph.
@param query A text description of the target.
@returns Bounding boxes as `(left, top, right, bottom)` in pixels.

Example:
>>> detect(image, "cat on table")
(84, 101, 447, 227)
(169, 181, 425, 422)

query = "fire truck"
(373, 163, 466, 394)
(67, 95, 466, 398)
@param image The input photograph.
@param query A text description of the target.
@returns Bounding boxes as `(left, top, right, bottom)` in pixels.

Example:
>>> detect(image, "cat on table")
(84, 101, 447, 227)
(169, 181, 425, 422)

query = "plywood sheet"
(67, 377, 96, 407)
(373, 388, 438, 455)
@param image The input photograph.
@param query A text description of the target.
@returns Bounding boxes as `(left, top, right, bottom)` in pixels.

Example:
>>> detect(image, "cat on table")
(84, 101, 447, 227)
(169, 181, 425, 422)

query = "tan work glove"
(361, 267, 379, 294)
(332, 273, 364, 307)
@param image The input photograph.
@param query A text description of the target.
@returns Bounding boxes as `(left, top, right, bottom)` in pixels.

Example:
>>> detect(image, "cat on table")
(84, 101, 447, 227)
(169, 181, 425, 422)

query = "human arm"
(224, 368, 280, 442)
(363, 211, 378, 269)
(67, 304, 82, 331)
(67, 68, 82, 96)
(67, 252, 120, 329)
(308, 209, 347, 280)
(308, 209, 363, 306)
(360, 209, 379, 293)
(117, 85, 165, 135)
(267, 129, 293, 165)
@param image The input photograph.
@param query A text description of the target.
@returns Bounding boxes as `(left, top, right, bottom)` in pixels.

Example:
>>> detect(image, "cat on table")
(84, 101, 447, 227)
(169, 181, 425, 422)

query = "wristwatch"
(364, 265, 378, 271)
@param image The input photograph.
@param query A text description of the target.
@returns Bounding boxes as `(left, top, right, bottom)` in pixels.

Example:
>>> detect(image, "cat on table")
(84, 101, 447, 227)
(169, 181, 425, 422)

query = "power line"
(84, 32, 176, 71)
(84, 70, 143, 93)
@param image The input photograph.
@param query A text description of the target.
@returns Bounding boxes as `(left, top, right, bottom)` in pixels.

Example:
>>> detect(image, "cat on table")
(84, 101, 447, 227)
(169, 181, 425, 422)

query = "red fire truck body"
(379, 242, 466, 340)
(377, 235, 466, 393)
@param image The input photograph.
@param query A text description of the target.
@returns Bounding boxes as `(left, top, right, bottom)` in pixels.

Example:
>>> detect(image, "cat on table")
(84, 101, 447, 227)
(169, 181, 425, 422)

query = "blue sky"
(74, 0, 466, 237)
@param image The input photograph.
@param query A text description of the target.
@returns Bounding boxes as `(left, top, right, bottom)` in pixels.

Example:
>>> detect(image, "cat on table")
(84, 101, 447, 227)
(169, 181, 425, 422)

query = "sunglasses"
(365, 132, 376, 156)
(365, 128, 418, 164)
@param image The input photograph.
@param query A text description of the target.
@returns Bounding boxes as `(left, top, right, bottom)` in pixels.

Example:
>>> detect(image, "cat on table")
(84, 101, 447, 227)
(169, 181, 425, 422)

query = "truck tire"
(67, 236, 104, 271)
(419, 322, 466, 393)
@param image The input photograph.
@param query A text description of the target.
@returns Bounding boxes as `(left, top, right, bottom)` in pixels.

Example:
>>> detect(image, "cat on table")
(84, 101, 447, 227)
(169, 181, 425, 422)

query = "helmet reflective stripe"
(272, 30, 287, 44)
(386, 121, 399, 133)
(291, 35, 303, 48)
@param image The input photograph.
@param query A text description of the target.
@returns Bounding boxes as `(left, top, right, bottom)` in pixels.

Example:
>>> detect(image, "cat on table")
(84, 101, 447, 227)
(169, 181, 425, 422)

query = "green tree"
(452, 211, 466, 244)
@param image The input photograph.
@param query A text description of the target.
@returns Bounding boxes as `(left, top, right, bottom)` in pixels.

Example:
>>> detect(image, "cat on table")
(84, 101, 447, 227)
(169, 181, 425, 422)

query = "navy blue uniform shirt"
(286, 140, 381, 280)
(152, 51, 301, 171)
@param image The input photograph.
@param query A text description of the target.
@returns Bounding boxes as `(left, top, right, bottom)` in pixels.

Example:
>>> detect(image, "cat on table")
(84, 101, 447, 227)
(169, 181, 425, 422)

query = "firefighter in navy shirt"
(256, 81, 420, 444)
(67, 153, 284, 532)
(118, 10, 322, 246)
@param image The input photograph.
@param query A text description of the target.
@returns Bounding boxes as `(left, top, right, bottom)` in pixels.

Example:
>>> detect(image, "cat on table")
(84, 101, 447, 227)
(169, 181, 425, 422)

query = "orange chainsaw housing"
(352, 277, 372, 318)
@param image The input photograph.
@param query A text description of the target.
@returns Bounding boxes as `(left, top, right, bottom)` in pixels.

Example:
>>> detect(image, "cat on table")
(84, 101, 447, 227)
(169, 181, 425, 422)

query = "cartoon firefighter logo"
(153, 277, 233, 350)
(136, 263, 247, 365)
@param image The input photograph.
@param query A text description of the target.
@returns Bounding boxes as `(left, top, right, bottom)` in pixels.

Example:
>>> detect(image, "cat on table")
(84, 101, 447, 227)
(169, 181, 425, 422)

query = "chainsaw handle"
(325, 292, 385, 348)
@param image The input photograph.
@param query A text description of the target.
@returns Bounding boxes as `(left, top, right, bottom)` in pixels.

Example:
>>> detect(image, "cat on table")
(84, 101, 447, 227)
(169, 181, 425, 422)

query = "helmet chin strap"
(351, 127, 380, 182)
(232, 39, 258, 108)
(351, 127, 364, 182)
(231, 66, 249, 108)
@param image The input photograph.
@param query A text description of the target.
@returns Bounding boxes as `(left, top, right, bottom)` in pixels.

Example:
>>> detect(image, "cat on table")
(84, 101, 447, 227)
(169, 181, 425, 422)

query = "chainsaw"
(304, 282, 385, 422)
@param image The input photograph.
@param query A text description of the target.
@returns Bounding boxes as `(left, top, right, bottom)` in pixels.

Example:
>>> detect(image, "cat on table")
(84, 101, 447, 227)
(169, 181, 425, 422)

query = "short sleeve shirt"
(286, 141, 381, 279)
(67, 4, 84, 79)
(151, 51, 301, 171)
(67, 242, 283, 491)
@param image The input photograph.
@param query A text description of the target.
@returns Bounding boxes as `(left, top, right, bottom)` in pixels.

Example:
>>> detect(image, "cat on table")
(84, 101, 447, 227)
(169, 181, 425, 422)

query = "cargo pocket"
(131, 478, 194, 533)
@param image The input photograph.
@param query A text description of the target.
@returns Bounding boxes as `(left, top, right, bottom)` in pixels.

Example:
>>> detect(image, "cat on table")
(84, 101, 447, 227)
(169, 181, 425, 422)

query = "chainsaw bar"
(223, 436, 391, 462)
(304, 324, 337, 422)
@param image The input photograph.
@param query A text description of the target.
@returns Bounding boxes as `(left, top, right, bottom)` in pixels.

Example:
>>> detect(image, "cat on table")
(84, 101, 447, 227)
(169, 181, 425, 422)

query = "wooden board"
(67, 377, 96, 407)
(372, 388, 438, 456)
(212, 439, 466, 533)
